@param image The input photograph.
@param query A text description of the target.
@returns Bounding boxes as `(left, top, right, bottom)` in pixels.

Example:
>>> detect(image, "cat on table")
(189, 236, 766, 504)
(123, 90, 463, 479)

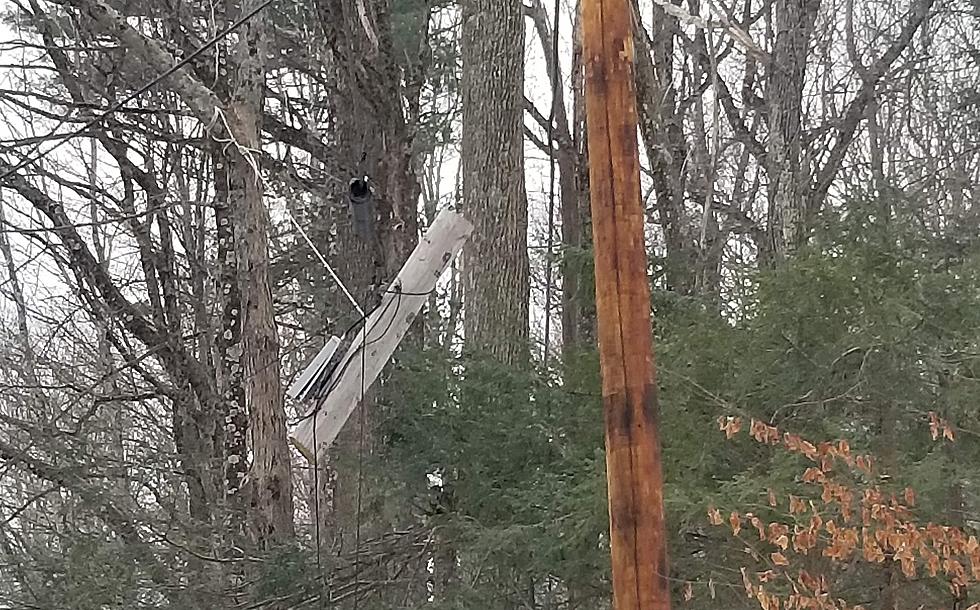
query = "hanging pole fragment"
(581, 1, 672, 609)
(291, 208, 473, 459)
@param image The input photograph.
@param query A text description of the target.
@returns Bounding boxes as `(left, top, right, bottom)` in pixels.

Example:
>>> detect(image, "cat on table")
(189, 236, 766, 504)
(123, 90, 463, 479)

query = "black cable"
(308, 293, 401, 403)
(353, 287, 367, 610)
(310, 288, 408, 402)
(290, 285, 436, 425)
(312, 401, 325, 609)
(0, 0, 275, 184)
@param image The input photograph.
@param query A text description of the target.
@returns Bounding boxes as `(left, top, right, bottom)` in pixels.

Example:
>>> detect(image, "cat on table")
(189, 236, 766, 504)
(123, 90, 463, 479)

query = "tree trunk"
(307, 0, 423, 554)
(237, 0, 295, 545)
(689, 25, 725, 301)
(211, 1, 248, 514)
(461, 0, 530, 366)
(571, 4, 596, 351)
(526, 0, 593, 357)
(217, 0, 295, 544)
(632, 0, 697, 294)
(765, 0, 821, 260)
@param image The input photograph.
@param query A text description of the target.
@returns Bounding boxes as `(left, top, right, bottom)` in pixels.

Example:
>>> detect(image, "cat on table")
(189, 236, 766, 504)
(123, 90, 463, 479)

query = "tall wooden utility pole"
(581, 1, 672, 609)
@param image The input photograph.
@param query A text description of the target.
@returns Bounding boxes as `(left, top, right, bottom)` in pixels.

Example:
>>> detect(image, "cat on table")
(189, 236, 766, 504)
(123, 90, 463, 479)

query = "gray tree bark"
(461, 0, 530, 366)
(765, 0, 821, 261)
(224, 0, 296, 544)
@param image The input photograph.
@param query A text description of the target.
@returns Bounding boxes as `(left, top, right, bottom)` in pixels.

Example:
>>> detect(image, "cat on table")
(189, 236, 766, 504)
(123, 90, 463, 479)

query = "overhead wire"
(286, 210, 365, 318)
(0, 3, 381, 602)
(291, 284, 435, 426)
(0, 4, 437, 604)
(2, 0, 359, 599)
(353, 288, 367, 610)
(298, 283, 435, 605)
(0, 0, 396, 361)
(0, 0, 275, 184)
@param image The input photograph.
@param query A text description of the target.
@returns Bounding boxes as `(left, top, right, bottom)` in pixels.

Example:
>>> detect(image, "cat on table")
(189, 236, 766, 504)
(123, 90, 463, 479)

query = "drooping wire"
(353, 288, 368, 610)
(286, 210, 365, 318)
(541, 0, 561, 369)
(0, 0, 276, 184)
(291, 285, 430, 426)
(312, 401, 325, 608)
(301, 285, 418, 606)
(305, 290, 420, 609)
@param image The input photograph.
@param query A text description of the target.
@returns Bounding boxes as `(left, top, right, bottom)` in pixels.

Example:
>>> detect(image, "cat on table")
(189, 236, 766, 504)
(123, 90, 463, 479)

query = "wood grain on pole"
(581, 1, 672, 608)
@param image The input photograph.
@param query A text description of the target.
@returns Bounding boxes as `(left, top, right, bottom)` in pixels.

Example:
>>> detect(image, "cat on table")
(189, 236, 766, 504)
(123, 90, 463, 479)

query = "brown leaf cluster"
(707, 417, 977, 609)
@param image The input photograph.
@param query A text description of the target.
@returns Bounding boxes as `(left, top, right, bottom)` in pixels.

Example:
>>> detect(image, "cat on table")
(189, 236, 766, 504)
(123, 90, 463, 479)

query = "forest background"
(0, 0, 978, 608)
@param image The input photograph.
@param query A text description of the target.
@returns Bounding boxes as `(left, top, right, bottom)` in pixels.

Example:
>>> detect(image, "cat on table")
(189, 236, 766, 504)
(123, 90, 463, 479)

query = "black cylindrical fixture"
(348, 177, 374, 240)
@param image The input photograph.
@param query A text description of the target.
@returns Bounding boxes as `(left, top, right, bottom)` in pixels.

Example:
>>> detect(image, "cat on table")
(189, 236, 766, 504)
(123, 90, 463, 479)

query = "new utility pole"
(581, 1, 672, 609)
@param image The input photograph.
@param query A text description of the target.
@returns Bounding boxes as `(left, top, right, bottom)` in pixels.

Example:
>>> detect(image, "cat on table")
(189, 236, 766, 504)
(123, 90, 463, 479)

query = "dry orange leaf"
(903, 487, 915, 507)
(944, 424, 956, 441)
(730, 511, 742, 536)
(741, 566, 753, 598)
(719, 415, 743, 439)
(801, 467, 825, 484)
(773, 534, 790, 550)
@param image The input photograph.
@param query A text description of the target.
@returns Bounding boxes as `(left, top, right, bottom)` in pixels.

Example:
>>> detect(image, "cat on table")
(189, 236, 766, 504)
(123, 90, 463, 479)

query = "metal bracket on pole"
(290, 208, 473, 460)
(287, 336, 341, 402)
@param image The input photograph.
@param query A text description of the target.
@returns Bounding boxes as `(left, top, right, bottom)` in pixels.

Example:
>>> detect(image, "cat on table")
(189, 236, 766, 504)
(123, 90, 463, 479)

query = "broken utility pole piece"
(290, 208, 473, 460)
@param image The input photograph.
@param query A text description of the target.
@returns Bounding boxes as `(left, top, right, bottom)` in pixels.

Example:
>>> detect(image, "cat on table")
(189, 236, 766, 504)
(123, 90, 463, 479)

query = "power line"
(286, 209, 365, 318)
(0, 0, 275, 184)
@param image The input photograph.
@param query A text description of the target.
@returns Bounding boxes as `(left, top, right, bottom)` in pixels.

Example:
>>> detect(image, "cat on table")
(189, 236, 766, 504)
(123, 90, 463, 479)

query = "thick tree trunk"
(227, 0, 295, 544)
(765, 0, 821, 260)
(210, 0, 247, 515)
(461, 0, 530, 366)
(307, 0, 423, 552)
(213, 143, 248, 510)
(209, 0, 295, 544)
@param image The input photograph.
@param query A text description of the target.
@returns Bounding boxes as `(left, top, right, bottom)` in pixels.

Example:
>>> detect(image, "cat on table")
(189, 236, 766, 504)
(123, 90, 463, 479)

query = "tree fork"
(581, 1, 672, 608)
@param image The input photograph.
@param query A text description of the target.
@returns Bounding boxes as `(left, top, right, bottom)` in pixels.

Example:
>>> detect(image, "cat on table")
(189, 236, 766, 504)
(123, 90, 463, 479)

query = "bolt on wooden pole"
(580, 1, 672, 609)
